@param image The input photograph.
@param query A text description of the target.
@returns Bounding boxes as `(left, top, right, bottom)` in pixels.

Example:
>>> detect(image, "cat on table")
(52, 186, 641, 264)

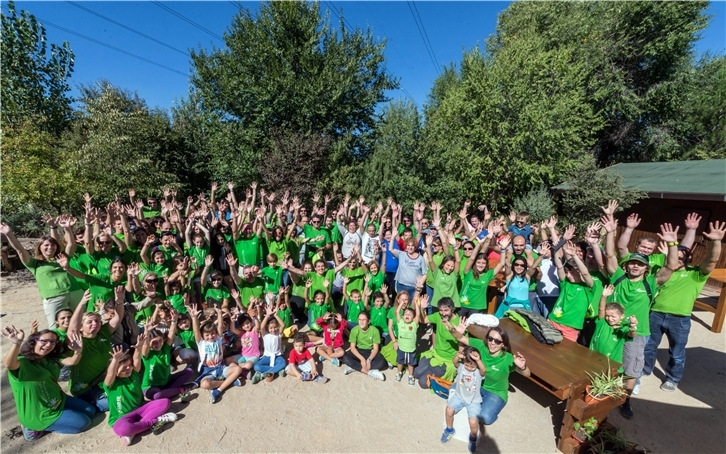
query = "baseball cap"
(627, 253, 649, 265)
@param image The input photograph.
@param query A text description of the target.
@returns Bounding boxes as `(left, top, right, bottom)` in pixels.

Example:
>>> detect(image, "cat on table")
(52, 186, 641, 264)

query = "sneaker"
(620, 398, 633, 419)
(152, 412, 177, 434)
(468, 434, 477, 453)
(178, 391, 191, 403)
(280, 369, 287, 378)
(632, 383, 640, 395)
(210, 388, 222, 404)
(265, 373, 274, 383)
(387, 362, 394, 370)
(395, 371, 403, 382)
(232, 378, 243, 387)
(319, 355, 326, 363)
(408, 376, 415, 387)
(182, 381, 199, 391)
(120, 435, 133, 446)
(21, 425, 45, 441)
(245, 369, 253, 380)
(368, 369, 385, 381)
(314, 375, 329, 384)
(343, 365, 355, 375)
(331, 358, 340, 367)
(440, 427, 455, 444)
(251, 372, 264, 384)
(301, 372, 313, 381)
(660, 381, 678, 392)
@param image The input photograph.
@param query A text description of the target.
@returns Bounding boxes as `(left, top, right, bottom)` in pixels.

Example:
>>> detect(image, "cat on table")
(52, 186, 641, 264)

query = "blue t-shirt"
(508, 225, 533, 244)
(382, 239, 399, 273)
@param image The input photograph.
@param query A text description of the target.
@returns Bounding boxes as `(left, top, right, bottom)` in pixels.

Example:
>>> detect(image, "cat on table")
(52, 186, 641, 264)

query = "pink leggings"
(112, 398, 170, 437)
(143, 368, 195, 400)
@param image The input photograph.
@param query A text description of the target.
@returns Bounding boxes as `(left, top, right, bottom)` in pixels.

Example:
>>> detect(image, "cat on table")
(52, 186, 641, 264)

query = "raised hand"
(469, 349, 481, 362)
(657, 223, 680, 243)
(539, 242, 551, 256)
(562, 240, 577, 257)
(211, 182, 219, 192)
(111, 344, 127, 361)
(56, 253, 69, 269)
(0, 223, 12, 235)
(703, 221, 726, 242)
(514, 352, 526, 369)
(226, 253, 238, 268)
(2, 325, 25, 344)
(602, 284, 615, 298)
(418, 293, 430, 309)
(509, 211, 517, 223)
(601, 215, 618, 233)
(305, 279, 313, 288)
(67, 331, 83, 352)
(498, 235, 511, 251)
(563, 224, 576, 241)
(684, 213, 702, 230)
(626, 213, 641, 229)
(204, 255, 214, 268)
(600, 200, 619, 216)
(30, 319, 39, 334)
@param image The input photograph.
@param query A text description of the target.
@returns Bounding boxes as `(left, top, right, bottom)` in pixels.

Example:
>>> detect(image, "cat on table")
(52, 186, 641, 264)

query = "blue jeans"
(478, 389, 507, 425)
(643, 311, 691, 384)
(254, 355, 286, 374)
(395, 282, 416, 301)
(45, 396, 96, 434)
(78, 385, 109, 412)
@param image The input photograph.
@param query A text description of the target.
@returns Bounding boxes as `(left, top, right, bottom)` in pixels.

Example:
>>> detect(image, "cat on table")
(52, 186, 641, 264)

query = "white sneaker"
(156, 412, 178, 424)
(343, 365, 354, 375)
(632, 383, 640, 395)
(368, 369, 385, 381)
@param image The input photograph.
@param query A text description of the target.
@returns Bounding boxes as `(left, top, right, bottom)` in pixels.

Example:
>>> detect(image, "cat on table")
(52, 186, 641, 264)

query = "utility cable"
(407, 1, 439, 74)
(151, 1, 224, 42)
(411, 1, 440, 70)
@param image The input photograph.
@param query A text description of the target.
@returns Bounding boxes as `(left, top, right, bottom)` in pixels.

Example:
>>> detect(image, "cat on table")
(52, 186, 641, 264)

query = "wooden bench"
(468, 318, 625, 454)
(693, 268, 726, 333)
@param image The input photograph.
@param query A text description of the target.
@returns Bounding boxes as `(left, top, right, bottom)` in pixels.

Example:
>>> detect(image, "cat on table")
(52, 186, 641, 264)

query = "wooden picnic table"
(694, 268, 726, 333)
(468, 318, 625, 454)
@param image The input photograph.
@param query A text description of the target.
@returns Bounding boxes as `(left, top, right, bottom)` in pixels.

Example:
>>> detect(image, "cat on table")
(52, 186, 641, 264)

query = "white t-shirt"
(338, 223, 362, 259)
(452, 364, 483, 404)
(535, 258, 560, 297)
(197, 338, 224, 368)
(262, 333, 282, 362)
(361, 233, 378, 263)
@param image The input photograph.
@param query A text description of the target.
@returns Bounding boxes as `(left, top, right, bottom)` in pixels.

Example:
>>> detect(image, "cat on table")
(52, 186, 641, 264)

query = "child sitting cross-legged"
(316, 313, 347, 367)
(251, 306, 287, 384)
(189, 305, 243, 404)
(285, 333, 328, 383)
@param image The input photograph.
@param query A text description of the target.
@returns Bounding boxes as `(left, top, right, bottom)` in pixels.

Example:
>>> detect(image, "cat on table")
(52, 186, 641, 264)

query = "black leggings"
(341, 348, 387, 372)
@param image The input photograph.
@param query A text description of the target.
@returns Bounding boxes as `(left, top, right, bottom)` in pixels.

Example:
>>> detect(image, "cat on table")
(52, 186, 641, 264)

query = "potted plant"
(572, 417, 598, 443)
(585, 361, 627, 404)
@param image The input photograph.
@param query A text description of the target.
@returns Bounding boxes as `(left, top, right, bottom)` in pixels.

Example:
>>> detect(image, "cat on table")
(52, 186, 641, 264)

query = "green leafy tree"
(189, 0, 398, 186)
(1, 0, 74, 134)
(512, 187, 556, 225)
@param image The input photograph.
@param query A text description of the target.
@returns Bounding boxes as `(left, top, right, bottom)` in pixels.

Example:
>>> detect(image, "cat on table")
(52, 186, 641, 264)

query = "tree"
(1, 1, 74, 134)
(62, 81, 180, 203)
(558, 156, 646, 233)
(512, 187, 556, 226)
(189, 0, 398, 186)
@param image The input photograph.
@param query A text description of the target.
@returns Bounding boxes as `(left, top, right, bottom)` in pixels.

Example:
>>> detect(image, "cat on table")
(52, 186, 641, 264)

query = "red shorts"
(549, 320, 579, 342)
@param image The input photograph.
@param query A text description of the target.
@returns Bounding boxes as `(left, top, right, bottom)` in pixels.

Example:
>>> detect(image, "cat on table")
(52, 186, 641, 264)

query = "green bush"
(512, 187, 556, 224)
(1, 200, 47, 237)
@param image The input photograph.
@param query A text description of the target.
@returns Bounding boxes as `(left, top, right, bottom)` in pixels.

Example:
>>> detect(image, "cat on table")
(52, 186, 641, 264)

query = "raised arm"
(598, 285, 614, 319)
(618, 212, 640, 260)
(602, 214, 619, 277)
(698, 221, 724, 276)
(655, 223, 680, 286)
(563, 241, 593, 287)
(0, 224, 31, 264)
(681, 213, 702, 250)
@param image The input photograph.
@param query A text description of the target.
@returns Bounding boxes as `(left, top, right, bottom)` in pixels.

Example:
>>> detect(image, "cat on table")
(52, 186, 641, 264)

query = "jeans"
(643, 311, 691, 384)
(45, 396, 96, 434)
(395, 282, 416, 301)
(254, 355, 286, 374)
(78, 385, 109, 412)
(478, 389, 507, 425)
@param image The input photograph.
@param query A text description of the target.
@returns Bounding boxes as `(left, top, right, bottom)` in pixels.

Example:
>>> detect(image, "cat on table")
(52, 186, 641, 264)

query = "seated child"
(441, 346, 487, 453)
(226, 311, 261, 380)
(189, 305, 243, 404)
(286, 333, 328, 383)
(365, 288, 390, 344)
(316, 313, 347, 367)
(252, 306, 287, 383)
(304, 278, 332, 340)
(141, 316, 196, 402)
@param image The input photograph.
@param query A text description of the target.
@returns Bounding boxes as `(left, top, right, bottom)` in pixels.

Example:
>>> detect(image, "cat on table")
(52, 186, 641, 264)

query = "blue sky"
(11, 1, 726, 112)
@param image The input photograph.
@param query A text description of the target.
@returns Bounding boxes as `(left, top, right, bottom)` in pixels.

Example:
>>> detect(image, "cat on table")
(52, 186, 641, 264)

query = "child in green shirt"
(395, 293, 423, 386)
(590, 285, 637, 365)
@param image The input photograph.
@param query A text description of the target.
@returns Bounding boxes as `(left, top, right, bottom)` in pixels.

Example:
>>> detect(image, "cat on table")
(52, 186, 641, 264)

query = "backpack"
(427, 375, 453, 399)
(612, 274, 654, 305)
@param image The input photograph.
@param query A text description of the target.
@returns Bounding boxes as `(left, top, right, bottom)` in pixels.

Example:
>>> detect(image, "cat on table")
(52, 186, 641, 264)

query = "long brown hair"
(487, 326, 512, 354)
(34, 236, 60, 261)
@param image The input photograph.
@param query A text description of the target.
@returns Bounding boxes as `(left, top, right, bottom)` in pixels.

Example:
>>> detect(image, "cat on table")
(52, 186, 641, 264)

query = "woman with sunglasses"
(447, 320, 529, 434)
(494, 242, 549, 318)
(459, 232, 510, 318)
(3, 324, 91, 441)
(0, 223, 85, 328)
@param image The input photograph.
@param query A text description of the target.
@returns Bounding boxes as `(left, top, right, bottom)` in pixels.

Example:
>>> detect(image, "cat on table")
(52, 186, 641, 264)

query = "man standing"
(643, 220, 725, 391)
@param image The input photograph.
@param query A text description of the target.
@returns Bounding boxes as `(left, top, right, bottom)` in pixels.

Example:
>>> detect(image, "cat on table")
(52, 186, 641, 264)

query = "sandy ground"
(1, 274, 724, 454)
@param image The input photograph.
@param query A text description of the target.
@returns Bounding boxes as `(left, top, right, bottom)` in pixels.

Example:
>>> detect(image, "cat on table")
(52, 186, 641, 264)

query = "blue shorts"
(196, 364, 232, 383)
(447, 391, 482, 419)
(396, 348, 418, 366)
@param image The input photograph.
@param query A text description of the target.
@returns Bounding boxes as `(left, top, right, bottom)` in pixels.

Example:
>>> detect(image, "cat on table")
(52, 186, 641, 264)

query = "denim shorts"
(196, 364, 231, 383)
(447, 391, 482, 419)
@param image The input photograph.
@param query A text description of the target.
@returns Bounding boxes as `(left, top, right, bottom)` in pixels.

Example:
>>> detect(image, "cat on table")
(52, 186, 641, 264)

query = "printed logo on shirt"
(636, 289, 647, 293)
(490, 365, 499, 371)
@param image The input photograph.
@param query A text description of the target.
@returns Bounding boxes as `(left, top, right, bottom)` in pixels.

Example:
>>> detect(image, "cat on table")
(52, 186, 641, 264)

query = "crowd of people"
(2, 182, 723, 452)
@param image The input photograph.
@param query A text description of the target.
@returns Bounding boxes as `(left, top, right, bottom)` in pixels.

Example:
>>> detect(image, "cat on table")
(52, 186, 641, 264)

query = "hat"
(429, 224, 438, 230)
(627, 253, 649, 265)
(422, 228, 431, 234)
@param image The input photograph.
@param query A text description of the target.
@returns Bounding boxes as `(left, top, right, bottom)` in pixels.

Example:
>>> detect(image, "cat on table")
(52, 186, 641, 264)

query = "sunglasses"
(486, 336, 503, 345)
(513, 263, 525, 268)
(37, 338, 59, 345)
(145, 278, 159, 284)
(211, 277, 222, 283)
(463, 247, 474, 251)
(311, 220, 320, 224)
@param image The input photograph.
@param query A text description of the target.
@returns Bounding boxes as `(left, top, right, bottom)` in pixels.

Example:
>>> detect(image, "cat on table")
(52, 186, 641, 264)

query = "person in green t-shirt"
(103, 340, 178, 445)
(232, 221, 262, 267)
(304, 278, 333, 336)
(201, 258, 231, 309)
(3, 325, 89, 438)
(644, 221, 725, 391)
(412, 298, 462, 388)
(342, 277, 367, 330)
(260, 254, 284, 294)
(604, 213, 679, 419)
(590, 285, 636, 365)
(459, 234, 508, 318)
(185, 219, 211, 299)
(394, 293, 423, 385)
(141, 321, 195, 401)
(299, 214, 332, 260)
(365, 288, 390, 339)
(340, 312, 387, 381)
(425, 234, 462, 308)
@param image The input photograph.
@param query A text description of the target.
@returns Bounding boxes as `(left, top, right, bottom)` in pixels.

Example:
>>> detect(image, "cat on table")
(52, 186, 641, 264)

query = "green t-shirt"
(370, 305, 389, 334)
(261, 266, 283, 293)
(428, 312, 461, 360)
(346, 299, 367, 324)
(367, 271, 385, 293)
(178, 329, 198, 351)
(396, 319, 418, 353)
(167, 293, 187, 314)
(650, 266, 709, 316)
(469, 337, 516, 402)
(426, 252, 445, 287)
(204, 285, 231, 308)
(92, 249, 125, 275)
(608, 268, 656, 336)
(549, 279, 600, 330)
(24, 257, 80, 299)
(142, 343, 171, 389)
(234, 234, 261, 267)
(326, 225, 343, 244)
(7, 357, 65, 430)
(431, 268, 461, 308)
(302, 224, 331, 258)
(142, 206, 161, 218)
(267, 239, 293, 262)
(349, 325, 381, 350)
(103, 370, 143, 427)
(308, 303, 328, 332)
(239, 278, 264, 307)
(52, 328, 68, 344)
(589, 318, 631, 364)
(305, 270, 335, 297)
(460, 269, 495, 310)
(277, 307, 293, 329)
(70, 324, 113, 397)
(85, 274, 126, 310)
(342, 267, 366, 294)
(387, 306, 405, 337)
(187, 245, 210, 272)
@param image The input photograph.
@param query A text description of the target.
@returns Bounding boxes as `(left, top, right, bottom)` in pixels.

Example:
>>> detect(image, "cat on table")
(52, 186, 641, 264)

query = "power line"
(411, 1, 440, 70)
(324, 1, 355, 34)
(37, 17, 189, 78)
(407, 1, 439, 75)
(151, 1, 224, 43)
(65, 1, 189, 57)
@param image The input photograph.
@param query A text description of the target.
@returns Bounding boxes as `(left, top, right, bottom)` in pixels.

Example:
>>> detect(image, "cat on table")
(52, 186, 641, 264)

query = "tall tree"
(189, 0, 398, 186)
(1, 0, 74, 134)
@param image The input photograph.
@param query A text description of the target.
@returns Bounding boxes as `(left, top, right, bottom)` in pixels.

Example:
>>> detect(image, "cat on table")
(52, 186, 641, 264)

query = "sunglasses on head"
(486, 336, 503, 345)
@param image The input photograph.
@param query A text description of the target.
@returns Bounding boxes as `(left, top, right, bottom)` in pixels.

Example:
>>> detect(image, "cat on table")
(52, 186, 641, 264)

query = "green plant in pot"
(573, 417, 598, 443)
(585, 360, 627, 405)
